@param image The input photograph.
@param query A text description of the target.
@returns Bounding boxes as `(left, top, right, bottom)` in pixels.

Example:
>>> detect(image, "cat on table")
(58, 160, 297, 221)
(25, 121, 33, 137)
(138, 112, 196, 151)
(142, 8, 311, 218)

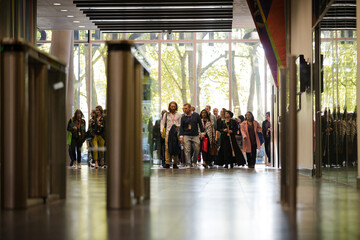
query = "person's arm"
(198, 114, 205, 135)
(179, 117, 184, 143)
(160, 114, 165, 133)
(67, 119, 73, 132)
(241, 123, 248, 140)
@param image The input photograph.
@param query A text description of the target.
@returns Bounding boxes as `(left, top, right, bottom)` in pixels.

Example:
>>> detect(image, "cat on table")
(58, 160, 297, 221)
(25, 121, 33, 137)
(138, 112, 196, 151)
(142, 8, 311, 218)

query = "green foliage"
(322, 36, 357, 113)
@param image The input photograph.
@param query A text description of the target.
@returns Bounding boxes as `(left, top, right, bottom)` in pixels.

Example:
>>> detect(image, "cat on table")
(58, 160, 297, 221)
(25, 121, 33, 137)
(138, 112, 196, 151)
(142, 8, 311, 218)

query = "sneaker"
(164, 164, 170, 168)
(173, 164, 179, 169)
(77, 163, 81, 169)
(70, 161, 74, 167)
(73, 162, 77, 169)
(186, 165, 191, 169)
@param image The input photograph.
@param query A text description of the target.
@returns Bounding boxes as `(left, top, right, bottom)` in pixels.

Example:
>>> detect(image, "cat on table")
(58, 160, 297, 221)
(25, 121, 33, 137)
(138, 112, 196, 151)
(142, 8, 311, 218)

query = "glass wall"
(320, 30, 357, 187)
(37, 29, 275, 164)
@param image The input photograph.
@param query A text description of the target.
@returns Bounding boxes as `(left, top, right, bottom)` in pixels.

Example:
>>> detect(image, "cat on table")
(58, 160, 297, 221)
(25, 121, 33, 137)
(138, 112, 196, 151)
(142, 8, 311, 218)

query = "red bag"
(202, 137, 208, 153)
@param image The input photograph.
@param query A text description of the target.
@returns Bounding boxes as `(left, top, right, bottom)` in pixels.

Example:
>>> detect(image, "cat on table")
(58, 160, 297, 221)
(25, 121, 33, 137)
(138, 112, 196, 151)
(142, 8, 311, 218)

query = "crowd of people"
(321, 107, 358, 167)
(67, 105, 106, 169)
(66, 101, 273, 170)
(155, 102, 272, 169)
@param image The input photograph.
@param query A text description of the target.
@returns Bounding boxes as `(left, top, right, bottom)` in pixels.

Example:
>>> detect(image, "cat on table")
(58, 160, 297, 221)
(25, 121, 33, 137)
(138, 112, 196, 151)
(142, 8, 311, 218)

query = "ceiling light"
(73, 20, 80, 23)
(60, 9, 68, 12)
(79, 26, 85, 28)
(53, 3, 61, 6)
(67, 15, 74, 18)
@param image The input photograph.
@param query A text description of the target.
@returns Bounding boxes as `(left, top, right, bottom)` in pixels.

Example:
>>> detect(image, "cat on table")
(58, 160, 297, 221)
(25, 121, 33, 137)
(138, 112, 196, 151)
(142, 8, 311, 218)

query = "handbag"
(202, 137, 209, 153)
(161, 113, 168, 139)
(257, 132, 265, 145)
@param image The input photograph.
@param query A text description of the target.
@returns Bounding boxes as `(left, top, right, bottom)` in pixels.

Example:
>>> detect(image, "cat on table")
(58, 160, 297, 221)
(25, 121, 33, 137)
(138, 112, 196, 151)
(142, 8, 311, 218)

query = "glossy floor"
(1, 165, 360, 240)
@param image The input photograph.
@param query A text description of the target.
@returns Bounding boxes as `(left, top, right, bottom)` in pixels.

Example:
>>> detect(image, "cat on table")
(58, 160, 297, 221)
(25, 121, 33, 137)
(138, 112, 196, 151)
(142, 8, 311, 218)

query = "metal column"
(1, 48, 29, 209)
(107, 41, 135, 209)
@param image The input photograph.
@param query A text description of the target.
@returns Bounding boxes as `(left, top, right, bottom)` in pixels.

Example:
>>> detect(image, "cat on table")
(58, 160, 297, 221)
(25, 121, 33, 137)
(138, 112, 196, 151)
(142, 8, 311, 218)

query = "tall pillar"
(356, 0, 360, 188)
(50, 31, 74, 125)
(0, 0, 37, 43)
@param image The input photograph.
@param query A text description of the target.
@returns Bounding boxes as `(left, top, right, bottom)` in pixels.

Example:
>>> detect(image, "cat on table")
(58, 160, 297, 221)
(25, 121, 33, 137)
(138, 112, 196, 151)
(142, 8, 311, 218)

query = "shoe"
(173, 164, 179, 169)
(73, 162, 77, 169)
(248, 165, 255, 169)
(230, 164, 234, 168)
(70, 161, 74, 167)
(186, 165, 191, 169)
(77, 163, 81, 169)
(202, 163, 208, 168)
(164, 164, 170, 168)
(224, 164, 228, 169)
(100, 158, 104, 167)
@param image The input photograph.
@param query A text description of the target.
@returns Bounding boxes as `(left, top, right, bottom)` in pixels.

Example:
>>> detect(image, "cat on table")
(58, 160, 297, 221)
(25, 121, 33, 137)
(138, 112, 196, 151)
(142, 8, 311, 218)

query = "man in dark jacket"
(179, 103, 205, 168)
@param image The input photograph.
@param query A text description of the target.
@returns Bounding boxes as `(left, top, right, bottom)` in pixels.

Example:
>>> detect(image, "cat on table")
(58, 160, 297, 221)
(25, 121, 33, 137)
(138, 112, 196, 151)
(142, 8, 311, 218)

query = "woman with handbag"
(241, 111, 262, 168)
(218, 111, 246, 168)
(67, 109, 86, 169)
(200, 109, 216, 168)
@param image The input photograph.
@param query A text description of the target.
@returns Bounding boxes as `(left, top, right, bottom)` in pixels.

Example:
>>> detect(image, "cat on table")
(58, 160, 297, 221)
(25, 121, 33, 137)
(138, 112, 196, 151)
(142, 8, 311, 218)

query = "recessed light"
(79, 26, 85, 28)
(60, 9, 68, 12)
(67, 15, 74, 18)
(53, 3, 61, 6)
(73, 20, 80, 23)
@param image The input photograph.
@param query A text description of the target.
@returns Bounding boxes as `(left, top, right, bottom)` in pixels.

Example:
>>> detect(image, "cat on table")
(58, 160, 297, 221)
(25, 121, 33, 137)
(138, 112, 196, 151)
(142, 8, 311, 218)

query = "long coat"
(217, 119, 246, 165)
(240, 120, 262, 153)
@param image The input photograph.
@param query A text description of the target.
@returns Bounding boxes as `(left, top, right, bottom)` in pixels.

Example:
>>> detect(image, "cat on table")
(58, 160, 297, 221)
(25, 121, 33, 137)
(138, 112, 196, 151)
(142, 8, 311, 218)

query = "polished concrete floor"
(1, 165, 360, 240)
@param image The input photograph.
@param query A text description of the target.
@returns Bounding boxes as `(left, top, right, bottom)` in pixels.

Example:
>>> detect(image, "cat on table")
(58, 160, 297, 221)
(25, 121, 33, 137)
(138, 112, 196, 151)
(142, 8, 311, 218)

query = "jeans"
(70, 141, 82, 164)
(183, 135, 200, 165)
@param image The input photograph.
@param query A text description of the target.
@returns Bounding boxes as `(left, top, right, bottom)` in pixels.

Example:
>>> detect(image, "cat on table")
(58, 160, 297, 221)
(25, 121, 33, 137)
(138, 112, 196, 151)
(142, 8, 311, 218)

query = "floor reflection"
(1, 165, 360, 239)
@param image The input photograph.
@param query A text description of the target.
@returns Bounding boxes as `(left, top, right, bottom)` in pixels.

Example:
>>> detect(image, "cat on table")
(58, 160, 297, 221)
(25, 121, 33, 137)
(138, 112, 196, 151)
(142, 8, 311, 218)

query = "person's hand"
(223, 129, 228, 132)
(228, 130, 233, 134)
(73, 126, 77, 130)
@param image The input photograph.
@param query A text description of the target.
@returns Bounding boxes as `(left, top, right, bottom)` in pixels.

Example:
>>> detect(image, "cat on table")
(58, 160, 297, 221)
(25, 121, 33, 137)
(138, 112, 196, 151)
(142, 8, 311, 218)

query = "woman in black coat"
(217, 111, 246, 168)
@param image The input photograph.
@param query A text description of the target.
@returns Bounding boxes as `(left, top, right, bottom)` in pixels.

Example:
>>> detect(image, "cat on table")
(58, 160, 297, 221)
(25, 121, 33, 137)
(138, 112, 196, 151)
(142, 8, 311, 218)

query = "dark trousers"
(68, 145, 75, 166)
(265, 138, 271, 163)
(246, 144, 257, 167)
(70, 141, 82, 164)
(160, 138, 166, 166)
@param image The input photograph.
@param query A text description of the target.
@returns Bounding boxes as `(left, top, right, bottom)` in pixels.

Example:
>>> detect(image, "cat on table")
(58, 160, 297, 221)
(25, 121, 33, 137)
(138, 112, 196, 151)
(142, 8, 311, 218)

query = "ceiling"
(37, 0, 255, 32)
(320, 0, 356, 30)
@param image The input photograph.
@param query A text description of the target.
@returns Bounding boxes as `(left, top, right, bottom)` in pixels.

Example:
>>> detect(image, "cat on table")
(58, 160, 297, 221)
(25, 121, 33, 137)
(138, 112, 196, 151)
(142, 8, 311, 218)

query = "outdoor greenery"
(321, 30, 357, 113)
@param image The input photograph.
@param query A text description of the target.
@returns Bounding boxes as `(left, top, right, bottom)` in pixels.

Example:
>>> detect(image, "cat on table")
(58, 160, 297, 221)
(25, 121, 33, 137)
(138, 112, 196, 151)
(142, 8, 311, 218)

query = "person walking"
(241, 111, 262, 168)
(218, 111, 245, 168)
(90, 105, 106, 168)
(67, 109, 86, 169)
(161, 102, 182, 168)
(200, 109, 216, 168)
(180, 103, 205, 168)
(262, 112, 271, 166)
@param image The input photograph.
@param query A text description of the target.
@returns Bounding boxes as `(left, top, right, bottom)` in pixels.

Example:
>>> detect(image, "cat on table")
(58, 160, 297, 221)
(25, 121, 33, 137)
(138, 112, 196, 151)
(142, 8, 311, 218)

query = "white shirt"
(160, 111, 182, 135)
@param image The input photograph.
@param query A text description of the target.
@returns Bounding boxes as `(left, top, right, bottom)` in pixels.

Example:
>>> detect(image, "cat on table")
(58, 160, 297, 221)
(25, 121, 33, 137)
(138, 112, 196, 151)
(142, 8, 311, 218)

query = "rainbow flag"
(247, 0, 286, 86)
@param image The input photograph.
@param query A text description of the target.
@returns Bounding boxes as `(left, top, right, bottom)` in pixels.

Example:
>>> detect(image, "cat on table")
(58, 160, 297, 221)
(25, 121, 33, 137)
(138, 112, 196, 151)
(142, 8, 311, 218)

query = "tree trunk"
(226, 51, 241, 115)
(247, 54, 255, 113)
(187, 49, 194, 107)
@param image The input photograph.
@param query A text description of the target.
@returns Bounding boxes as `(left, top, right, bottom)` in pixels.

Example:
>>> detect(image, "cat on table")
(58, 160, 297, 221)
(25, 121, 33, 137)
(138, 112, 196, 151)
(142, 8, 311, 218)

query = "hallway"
(1, 166, 359, 240)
